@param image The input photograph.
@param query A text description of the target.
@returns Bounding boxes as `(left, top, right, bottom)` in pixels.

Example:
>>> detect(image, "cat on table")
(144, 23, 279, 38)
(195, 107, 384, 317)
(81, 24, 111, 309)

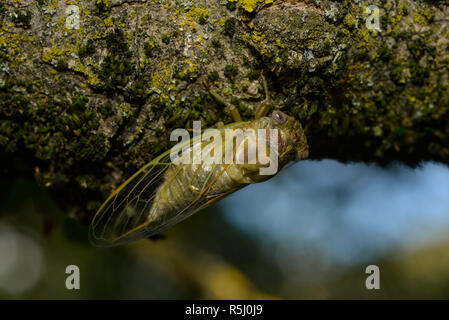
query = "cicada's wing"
(89, 133, 242, 248)
(89, 151, 173, 248)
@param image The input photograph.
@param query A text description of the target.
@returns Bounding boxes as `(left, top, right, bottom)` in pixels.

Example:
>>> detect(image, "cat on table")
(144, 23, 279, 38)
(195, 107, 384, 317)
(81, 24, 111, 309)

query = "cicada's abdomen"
(146, 143, 244, 227)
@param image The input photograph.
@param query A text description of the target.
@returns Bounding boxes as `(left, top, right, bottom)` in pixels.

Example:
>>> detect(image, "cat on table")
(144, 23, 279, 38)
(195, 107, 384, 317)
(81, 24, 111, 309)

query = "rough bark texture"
(1, 0, 449, 219)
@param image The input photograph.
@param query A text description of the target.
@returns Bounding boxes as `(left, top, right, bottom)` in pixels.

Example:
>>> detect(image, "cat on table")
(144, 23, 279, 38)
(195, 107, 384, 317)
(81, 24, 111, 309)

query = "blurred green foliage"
(1, 176, 449, 299)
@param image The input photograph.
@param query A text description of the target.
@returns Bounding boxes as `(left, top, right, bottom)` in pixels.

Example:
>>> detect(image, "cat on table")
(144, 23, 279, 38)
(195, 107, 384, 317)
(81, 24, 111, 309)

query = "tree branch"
(1, 0, 448, 216)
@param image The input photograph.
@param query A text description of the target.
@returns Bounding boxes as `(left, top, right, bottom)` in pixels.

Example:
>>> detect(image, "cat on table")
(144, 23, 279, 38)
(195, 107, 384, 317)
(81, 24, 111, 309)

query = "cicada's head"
(266, 110, 309, 163)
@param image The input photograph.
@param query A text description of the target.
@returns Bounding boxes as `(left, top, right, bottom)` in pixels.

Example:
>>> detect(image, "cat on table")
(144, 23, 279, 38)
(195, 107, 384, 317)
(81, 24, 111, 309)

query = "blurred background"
(1, 159, 449, 299)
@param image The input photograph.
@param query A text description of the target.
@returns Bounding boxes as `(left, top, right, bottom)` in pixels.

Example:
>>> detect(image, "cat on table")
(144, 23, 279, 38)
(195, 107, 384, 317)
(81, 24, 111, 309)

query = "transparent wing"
(89, 133, 241, 248)
(89, 151, 173, 248)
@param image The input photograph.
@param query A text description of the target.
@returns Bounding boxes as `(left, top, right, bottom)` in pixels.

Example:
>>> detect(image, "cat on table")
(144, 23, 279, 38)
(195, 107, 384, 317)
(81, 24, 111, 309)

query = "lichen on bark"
(1, 0, 448, 220)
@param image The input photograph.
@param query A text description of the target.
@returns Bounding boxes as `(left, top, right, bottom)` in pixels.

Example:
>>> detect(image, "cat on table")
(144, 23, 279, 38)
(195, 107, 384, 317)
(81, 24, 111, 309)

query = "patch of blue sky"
(219, 160, 449, 267)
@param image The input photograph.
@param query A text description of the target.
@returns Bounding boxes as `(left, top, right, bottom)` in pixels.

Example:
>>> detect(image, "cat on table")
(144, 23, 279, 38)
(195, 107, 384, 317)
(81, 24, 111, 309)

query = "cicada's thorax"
(147, 117, 295, 223)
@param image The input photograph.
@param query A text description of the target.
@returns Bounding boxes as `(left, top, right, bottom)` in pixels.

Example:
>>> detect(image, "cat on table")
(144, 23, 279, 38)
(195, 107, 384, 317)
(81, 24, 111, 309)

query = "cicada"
(89, 73, 309, 247)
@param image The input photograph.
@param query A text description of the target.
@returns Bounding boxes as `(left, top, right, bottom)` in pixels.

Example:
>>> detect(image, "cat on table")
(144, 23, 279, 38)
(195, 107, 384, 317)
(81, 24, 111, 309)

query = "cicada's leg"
(229, 105, 242, 122)
(255, 70, 272, 120)
(203, 80, 242, 123)
(202, 80, 228, 108)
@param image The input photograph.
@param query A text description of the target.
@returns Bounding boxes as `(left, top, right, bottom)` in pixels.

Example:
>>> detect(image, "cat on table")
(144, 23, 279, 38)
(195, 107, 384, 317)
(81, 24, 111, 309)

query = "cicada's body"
(89, 76, 309, 247)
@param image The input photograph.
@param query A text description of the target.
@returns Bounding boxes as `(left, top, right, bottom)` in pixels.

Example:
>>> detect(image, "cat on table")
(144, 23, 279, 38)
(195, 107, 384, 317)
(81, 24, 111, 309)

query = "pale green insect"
(89, 73, 309, 247)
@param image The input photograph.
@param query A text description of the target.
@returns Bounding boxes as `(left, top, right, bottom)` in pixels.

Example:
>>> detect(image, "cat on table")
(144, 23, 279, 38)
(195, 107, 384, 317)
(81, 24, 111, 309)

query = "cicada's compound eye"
(272, 110, 287, 124)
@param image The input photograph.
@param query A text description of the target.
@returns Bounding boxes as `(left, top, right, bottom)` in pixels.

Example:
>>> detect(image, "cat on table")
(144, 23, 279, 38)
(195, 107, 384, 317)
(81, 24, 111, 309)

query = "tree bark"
(1, 0, 448, 217)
